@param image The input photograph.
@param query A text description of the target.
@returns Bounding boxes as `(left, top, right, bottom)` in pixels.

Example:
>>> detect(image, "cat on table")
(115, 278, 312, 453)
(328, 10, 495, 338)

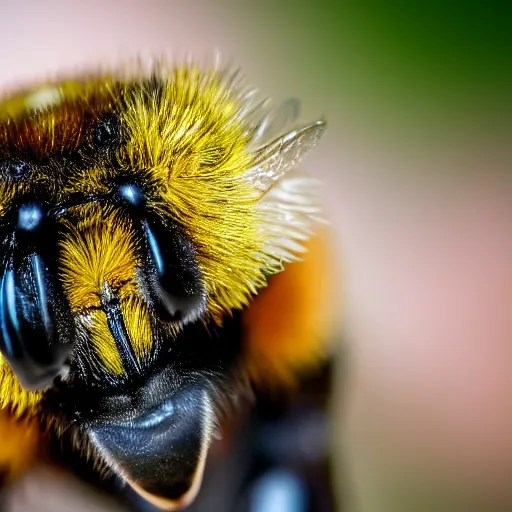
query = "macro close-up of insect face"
(0, 60, 327, 510)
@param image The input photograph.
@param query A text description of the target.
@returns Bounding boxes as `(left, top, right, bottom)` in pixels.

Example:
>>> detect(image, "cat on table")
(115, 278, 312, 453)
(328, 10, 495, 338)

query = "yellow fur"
(63, 166, 111, 196)
(86, 297, 154, 375)
(0, 181, 15, 216)
(88, 311, 123, 374)
(121, 296, 153, 360)
(59, 206, 139, 311)
(119, 65, 281, 321)
(0, 61, 325, 416)
(59, 205, 146, 372)
(0, 360, 42, 415)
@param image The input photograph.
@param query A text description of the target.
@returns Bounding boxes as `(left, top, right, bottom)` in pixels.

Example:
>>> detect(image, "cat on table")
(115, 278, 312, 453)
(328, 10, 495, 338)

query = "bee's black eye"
(11, 161, 30, 179)
(118, 183, 145, 208)
(94, 116, 120, 148)
(0, 254, 74, 391)
(140, 215, 207, 324)
(14, 202, 50, 250)
(0, 160, 31, 180)
(17, 203, 45, 232)
(0, 201, 74, 391)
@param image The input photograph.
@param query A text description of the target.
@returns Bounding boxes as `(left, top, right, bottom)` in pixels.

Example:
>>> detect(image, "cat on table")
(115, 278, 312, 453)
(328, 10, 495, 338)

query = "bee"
(0, 59, 331, 510)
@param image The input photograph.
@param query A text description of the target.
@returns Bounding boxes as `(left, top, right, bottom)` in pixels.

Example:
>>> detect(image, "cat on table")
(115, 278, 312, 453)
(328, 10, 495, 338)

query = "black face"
(44, 308, 243, 509)
(0, 67, 316, 511)
(0, 105, 245, 509)
(0, 111, 127, 391)
(0, 185, 243, 508)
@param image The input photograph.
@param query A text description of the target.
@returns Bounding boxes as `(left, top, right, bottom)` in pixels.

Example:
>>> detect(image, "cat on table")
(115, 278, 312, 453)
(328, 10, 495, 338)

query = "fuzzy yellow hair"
(59, 206, 139, 312)
(119, 65, 283, 320)
(0, 59, 327, 411)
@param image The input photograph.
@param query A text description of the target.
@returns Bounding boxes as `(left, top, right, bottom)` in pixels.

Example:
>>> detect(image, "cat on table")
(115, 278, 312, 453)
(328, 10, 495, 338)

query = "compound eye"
(93, 116, 121, 149)
(14, 202, 51, 250)
(0, 159, 31, 182)
(114, 183, 206, 324)
(10, 161, 30, 180)
(0, 256, 73, 390)
(0, 202, 74, 390)
(17, 203, 45, 232)
(140, 215, 207, 325)
(117, 183, 145, 209)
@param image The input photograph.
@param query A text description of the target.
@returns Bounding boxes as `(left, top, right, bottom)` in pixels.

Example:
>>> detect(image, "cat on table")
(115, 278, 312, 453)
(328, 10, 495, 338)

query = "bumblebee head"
(50, 201, 238, 509)
(0, 61, 325, 509)
(51, 315, 241, 510)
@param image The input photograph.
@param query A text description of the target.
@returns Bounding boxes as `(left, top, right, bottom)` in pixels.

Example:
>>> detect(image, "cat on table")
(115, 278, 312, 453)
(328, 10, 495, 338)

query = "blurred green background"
(223, 0, 510, 139)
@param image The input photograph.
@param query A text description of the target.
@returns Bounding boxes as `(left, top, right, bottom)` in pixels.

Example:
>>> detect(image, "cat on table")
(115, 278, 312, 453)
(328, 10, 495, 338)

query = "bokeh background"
(1, 1, 511, 511)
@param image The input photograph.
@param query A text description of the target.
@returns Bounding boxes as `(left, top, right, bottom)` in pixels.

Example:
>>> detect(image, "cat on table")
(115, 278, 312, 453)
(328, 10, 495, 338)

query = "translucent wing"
(249, 97, 301, 147)
(246, 120, 326, 193)
(252, 119, 327, 264)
